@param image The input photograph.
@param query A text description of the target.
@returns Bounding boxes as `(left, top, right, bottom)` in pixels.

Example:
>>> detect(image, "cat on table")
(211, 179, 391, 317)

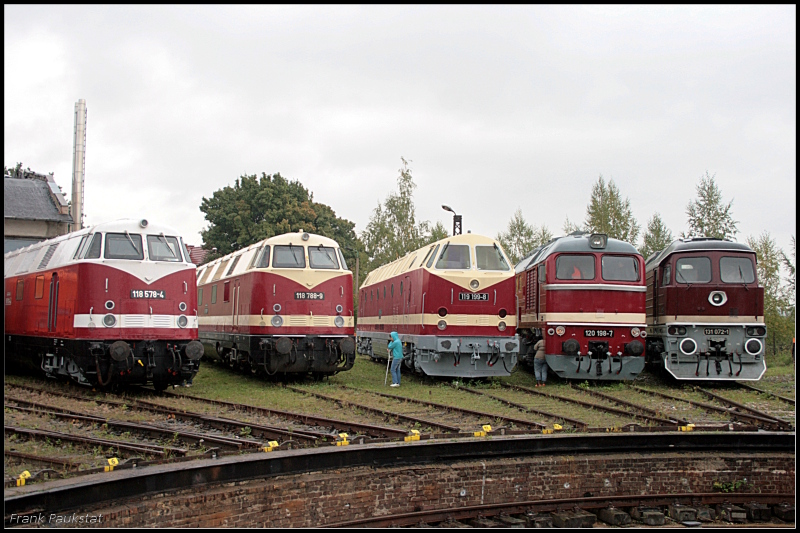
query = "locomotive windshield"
(601, 255, 639, 281)
(147, 235, 183, 262)
(720, 256, 755, 283)
(556, 255, 595, 280)
(272, 245, 306, 268)
(476, 245, 510, 271)
(309, 246, 340, 269)
(675, 257, 711, 283)
(104, 233, 144, 260)
(435, 244, 470, 269)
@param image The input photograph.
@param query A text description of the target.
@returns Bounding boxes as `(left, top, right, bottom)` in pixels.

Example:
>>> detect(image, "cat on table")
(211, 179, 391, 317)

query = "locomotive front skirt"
(357, 233, 520, 379)
(4, 219, 203, 390)
(195, 231, 356, 378)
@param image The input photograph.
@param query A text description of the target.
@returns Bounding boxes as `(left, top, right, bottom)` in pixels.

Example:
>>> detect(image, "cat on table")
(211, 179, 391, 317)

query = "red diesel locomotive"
(515, 232, 647, 381)
(196, 231, 356, 378)
(644, 237, 766, 381)
(4, 219, 204, 390)
(357, 233, 520, 378)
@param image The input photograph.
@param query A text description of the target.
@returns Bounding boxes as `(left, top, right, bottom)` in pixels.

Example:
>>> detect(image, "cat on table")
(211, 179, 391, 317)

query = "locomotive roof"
(361, 233, 510, 289)
(514, 232, 639, 273)
(644, 237, 756, 270)
(3, 218, 185, 260)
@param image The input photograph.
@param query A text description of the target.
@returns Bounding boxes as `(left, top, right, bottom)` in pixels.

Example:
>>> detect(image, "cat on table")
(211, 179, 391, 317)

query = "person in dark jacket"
(388, 331, 404, 387)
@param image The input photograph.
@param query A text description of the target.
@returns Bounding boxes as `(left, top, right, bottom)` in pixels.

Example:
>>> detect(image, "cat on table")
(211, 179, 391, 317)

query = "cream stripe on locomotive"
(543, 284, 646, 292)
(523, 312, 645, 324)
(73, 314, 198, 329)
(198, 314, 355, 328)
(358, 313, 516, 328)
(647, 315, 765, 326)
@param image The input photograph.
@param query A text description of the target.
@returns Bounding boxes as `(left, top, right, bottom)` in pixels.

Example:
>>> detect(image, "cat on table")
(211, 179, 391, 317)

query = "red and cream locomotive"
(4, 219, 203, 390)
(357, 233, 520, 378)
(196, 231, 356, 378)
(644, 237, 766, 381)
(515, 232, 647, 381)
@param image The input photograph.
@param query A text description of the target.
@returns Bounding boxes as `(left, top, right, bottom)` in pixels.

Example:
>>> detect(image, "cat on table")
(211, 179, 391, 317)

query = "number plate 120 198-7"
(130, 290, 165, 299)
(584, 329, 614, 338)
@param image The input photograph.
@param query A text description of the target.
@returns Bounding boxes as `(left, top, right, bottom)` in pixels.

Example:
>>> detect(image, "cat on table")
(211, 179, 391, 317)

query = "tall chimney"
(71, 99, 87, 230)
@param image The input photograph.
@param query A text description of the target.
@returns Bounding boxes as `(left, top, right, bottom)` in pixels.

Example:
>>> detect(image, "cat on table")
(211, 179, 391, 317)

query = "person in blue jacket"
(388, 331, 404, 387)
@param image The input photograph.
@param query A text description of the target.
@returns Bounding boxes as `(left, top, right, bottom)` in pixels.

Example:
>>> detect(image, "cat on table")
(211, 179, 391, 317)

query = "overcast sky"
(4, 5, 796, 259)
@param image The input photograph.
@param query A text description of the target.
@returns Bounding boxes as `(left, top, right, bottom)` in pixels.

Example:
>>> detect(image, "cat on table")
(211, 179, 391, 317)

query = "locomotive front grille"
(152, 316, 173, 328)
(122, 315, 146, 327)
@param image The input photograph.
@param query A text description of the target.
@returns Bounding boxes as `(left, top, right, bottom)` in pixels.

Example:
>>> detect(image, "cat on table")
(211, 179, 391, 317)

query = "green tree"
(683, 171, 738, 240)
(562, 216, 581, 235)
(747, 232, 794, 356)
(199, 172, 361, 267)
(781, 235, 795, 304)
(584, 175, 640, 245)
(639, 212, 674, 261)
(497, 208, 553, 265)
(360, 158, 444, 272)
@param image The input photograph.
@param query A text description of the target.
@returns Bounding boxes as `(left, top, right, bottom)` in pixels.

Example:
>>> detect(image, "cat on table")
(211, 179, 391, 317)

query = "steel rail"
(694, 386, 794, 427)
(341, 385, 546, 430)
(285, 386, 462, 433)
(458, 386, 582, 429)
(4, 431, 794, 521)
(736, 382, 795, 405)
(4, 402, 263, 451)
(631, 386, 792, 431)
(164, 391, 409, 439)
(573, 384, 688, 425)
(324, 492, 796, 528)
(501, 383, 656, 423)
(4, 425, 186, 457)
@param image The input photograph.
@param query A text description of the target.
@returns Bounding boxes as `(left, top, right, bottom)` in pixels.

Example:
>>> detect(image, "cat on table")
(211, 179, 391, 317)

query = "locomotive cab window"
(556, 255, 595, 280)
(425, 245, 440, 268)
(337, 248, 348, 270)
(601, 255, 639, 281)
(72, 235, 89, 259)
(662, 265, 671, 285)
(272, 245, 305, 268)
(675, 257, 711, 284)
(180, 238, 191, 264)
(309, 246, 340, 269)
(476, 245, 510, 271)
(84, 233, 102, 259)
(147, 235, 182, 262)
(435, 244, 470, 270)
(34, 275, 45, 299)
(720, 257, 755, 283)
(105, 233, 143, 260)
(254, 246, 271, 268)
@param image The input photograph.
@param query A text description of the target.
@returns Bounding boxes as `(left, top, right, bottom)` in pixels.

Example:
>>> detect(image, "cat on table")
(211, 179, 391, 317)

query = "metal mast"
(71, 99, 87, 230)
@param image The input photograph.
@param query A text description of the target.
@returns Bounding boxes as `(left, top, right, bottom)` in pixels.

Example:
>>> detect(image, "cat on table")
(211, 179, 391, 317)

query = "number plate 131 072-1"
(130, 290, 165, 299)
(704, 328, 730, 335)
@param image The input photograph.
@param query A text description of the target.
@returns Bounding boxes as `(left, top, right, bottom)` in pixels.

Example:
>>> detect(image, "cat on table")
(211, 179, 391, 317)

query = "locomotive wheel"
(153, 381, 169, 392)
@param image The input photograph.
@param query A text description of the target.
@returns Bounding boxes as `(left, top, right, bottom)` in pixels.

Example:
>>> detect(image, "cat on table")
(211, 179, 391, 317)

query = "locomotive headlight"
(547, 328, 555, 336)
(555, 326, 565, 336)
(668, 326, 687, 336)
(470, 279, 480, 289)
(498, 309, 507, 318)
(746, 326, 766, 337)
(271, 315, 284, 327)
(708, 291, 727, 307)
(273, 303, 282, 313)
(630, 327, 641, 338)
(745, 338, 763, 355)
(104, 300, 115, 310)
(438, 320, 447, 330)
(336, 304, 343, 314)
(334, 316, 345, 328)
(679, 338, 697, 355)
(177, 315, 188, 328)
(498, 321, 506, 331)
(179, 302, 187, 312)
(103, 314, 117, 327)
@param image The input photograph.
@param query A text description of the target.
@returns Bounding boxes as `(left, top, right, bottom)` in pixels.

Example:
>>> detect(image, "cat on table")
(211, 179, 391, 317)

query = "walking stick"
(384, 355, 391, 386)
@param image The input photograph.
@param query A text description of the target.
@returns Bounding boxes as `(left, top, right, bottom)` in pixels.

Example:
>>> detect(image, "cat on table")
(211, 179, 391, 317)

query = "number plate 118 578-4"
(130, 290, 165, 299)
